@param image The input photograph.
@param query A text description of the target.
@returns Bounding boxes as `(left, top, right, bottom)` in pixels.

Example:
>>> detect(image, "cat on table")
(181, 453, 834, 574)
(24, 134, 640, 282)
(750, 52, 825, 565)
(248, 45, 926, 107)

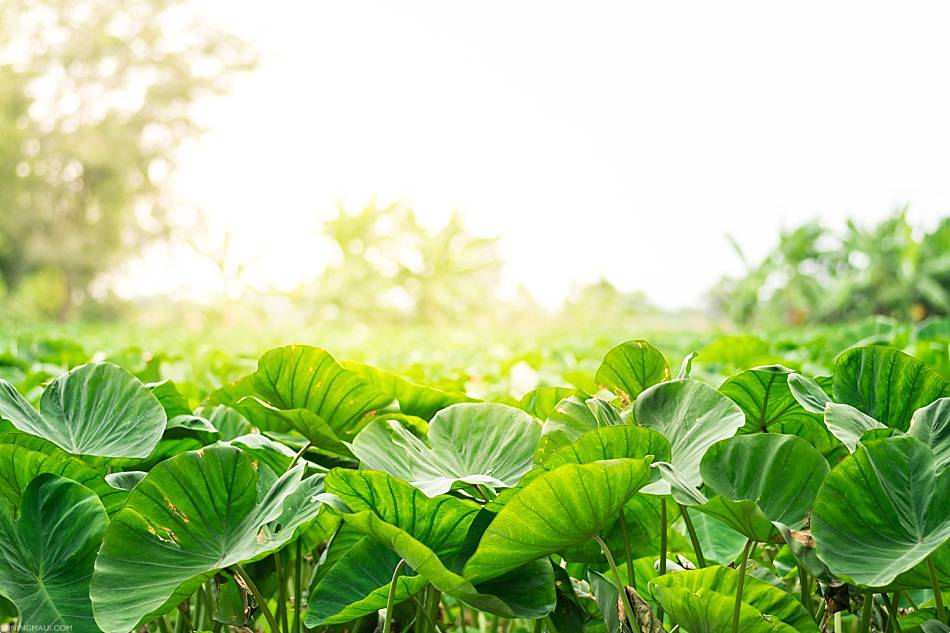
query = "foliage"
(0, 0, 254, 318)
(714, 210, 950, 325)
(0, 332, 947, 633)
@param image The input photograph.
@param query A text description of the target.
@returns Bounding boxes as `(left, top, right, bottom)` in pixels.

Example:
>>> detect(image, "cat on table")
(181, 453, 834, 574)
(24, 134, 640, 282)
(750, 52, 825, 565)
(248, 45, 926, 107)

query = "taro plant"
(0, 339, 946, 633)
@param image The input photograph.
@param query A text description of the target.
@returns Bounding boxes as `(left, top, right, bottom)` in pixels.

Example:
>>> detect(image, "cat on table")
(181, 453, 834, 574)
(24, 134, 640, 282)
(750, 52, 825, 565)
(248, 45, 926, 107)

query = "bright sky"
(124, 1, 950, 309)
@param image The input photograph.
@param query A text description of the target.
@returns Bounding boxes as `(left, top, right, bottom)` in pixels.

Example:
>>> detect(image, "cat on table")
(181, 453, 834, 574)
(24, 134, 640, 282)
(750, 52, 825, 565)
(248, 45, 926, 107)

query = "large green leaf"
(0, 433, 126, 515)
(464, 458, 653, 581)
(811, 436, 950, 588)
(0, 473, 109, 632)
(91, 445, 325, 632)
(720, 366, 820, 433)
(650, 565, 819, 633)
(321, 469, 555, 619)
(634, 379, 745, 495)
(519, 387, 576, 419)
(596, 340, 670, 405)
(833, 346, 949, 431)
(542, 424, 670, 469)
(253, 346, 392, 439)
(349, 402, 540, 496)
(908, 398, 950, 470)
(696, 434, 829, 541)
(307, 525, 428, 625)
(0, 362, 167, 458)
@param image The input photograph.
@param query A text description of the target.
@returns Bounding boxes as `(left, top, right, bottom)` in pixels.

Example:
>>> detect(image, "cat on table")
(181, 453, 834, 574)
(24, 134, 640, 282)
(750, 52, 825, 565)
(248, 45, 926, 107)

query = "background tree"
(0, 0, 254, 319)
(713, 210, 950, 326)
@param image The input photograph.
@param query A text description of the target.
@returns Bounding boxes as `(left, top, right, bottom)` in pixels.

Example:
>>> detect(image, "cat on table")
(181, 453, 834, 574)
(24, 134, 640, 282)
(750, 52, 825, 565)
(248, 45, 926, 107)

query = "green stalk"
(618, 510, 636, 589)
(731, 539, 754, 633)
(678, 505, 706, 568)
(293, 540, 304, 633)
(275, 551, 288, 633)
(157, 615, 171, 633)
(193, 589, 204, 632)
(592, 534, 636, 633)
(833, 611, 842, 633)
(288, 442, 313, 469)
(886, 591, 902, 633)
(858, 592, 873, 633)
(426, 587, 442, 633)
(882, 593, 903, 633)
(927, 556, 946, 623)
(383, 560, 407, 633)
(232, 564, 281, 633)
(458, 604, 468, 633)
(657, 498, 668, 622)
(532, 618, 543, 633)
(797, 565, 814, 618)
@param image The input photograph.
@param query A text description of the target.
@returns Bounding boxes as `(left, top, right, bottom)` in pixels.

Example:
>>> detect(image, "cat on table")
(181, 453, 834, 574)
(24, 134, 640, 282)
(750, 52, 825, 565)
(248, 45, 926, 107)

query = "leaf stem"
(797, 565, 814, 618)
(275, 550, 288, 633)
(383, 560, 407, 633)
(657, 497, 668, 622)
(288, 442, 313, 470)
(881, 593, 903, 633)
(678, 505, 706, 568)
(232, 563, 281, 633)
(618, 509, 636, 589)
(732, 539, 754, 633)
(293, 540, 303, 633)
(592, 534, 636, 633)
(927, 556, 946, 623)
(858, 592, 873, 633)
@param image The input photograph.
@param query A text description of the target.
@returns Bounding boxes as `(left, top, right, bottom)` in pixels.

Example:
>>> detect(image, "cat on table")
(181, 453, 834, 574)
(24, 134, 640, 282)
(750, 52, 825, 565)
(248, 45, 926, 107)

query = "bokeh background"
(2, 0, 949, 372)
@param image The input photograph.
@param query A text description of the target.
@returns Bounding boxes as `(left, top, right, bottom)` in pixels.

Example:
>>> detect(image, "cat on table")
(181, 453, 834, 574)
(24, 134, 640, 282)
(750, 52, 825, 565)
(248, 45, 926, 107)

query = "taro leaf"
(0, 433, 126, 515)
(677, 352, 698, 380)
(700, 434, 829, 532)
(307, 525, 427, 625)
(104, 471, 147, 491)
(349, 402, 540, 496)
(520, 387, 576, 419)
(253, 345, 393, 443)
(343, 361, 473, 420)
(0, 362, 167, 458)
(650, 565, 819, 633)
(908, 398, 950, 470)
(91, 445, 325, 632)
(536, 392, 609, 461)
(322, 469, 555, 618)
(634, 379, 745, 495)
(788, 373, 832, 414)
(229, 433, 303, 474)
(823, 403, 888, 452)
(811, 436, 950, 588)
(720, 366, 819, 433)
(596, 340, 671, 405)
(833, 346, 949, 431)
(464, 458, 653, 581)
(0, 473, 108, 632)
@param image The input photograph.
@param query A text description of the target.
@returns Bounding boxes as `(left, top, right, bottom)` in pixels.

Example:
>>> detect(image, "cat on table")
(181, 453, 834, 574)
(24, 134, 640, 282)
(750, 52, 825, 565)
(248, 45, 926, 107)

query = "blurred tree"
(313, 203, 503, 323)
(0, 0, 254, 319)
(713, 210, 950, 325)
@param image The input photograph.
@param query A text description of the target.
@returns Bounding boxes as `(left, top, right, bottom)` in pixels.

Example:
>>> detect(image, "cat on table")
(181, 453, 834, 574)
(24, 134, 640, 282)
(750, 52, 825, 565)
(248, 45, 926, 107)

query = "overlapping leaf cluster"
(0, 339, 947, 633)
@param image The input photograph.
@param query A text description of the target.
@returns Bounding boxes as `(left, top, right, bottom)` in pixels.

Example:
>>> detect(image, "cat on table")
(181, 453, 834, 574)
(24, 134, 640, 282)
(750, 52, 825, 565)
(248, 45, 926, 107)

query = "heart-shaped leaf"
(536, 393, 611, 461)
(0, 362, 167, 458)
(0, 473, 109, 632)
(463, 458, 653, 581)
(720, 365, 819, 433)
(823, 402, 888, 452)
(650, 565, 819, 633)
(833, 346, 949, 431)
(634, 379, 745, 495)
(349, 402, 540, 496)
(343, 361, 473, 419)
(91, 445, 325, 632)
(811, 436, 950, 588)
(307, 524, 428, 625)
(318, 469, 555, 619)
(596, 340, 670, 405)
